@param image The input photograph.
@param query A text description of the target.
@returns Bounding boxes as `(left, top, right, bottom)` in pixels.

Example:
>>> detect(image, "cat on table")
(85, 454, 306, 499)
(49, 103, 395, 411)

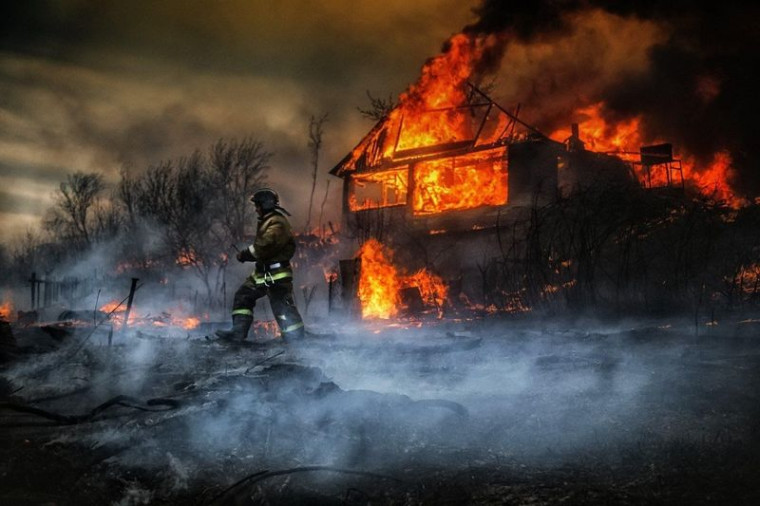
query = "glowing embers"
(357, 238, 448, 320)
(98, 300, 203, 330)
(412, 147, 507, 215)
(348, 167, 409, 211)
(731, 263, 760, 297)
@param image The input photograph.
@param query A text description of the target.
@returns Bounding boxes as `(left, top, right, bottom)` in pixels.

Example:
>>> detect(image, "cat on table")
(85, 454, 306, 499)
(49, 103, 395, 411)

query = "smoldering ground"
(2, 308, 760, 505)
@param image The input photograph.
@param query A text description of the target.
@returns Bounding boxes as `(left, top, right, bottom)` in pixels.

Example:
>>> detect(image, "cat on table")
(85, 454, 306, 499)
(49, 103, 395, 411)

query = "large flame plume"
(549, 103, 744, 206)
(386, 33, 505, 157)
(357, 239, 448, 320)
(355, 2, 758, 209)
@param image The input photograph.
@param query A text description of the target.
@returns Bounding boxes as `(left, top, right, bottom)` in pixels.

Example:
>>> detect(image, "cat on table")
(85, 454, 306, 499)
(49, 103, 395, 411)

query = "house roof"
(330, 83, 547, 178)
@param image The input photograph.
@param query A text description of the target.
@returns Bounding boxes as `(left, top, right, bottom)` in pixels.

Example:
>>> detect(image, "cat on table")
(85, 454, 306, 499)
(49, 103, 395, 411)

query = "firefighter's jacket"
(245, 210, 296, 286)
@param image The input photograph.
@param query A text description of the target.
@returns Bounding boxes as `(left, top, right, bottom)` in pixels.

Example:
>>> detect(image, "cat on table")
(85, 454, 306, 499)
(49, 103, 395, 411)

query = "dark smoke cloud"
(464, 0, 760, 198)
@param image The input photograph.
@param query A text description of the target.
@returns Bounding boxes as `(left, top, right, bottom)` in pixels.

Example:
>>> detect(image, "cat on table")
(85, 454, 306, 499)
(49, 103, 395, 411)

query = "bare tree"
(91, 200, 122, 241)
(7, 229, 58, 282)
(126, 140, 272, 306)
(318, 178, 331, 236)
(131, 154, 220, 301)
(43, 171, 105, 248)
(357, 90, 397, 121)
(305, 113, 328, 232)
(208, 137, 271, 242)
(135, 161, 175, 229)
(116, 166, 140, 230)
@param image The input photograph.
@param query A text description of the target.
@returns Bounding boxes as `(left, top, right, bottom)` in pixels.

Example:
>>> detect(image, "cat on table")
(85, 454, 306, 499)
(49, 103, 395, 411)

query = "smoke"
(454, 0, 760, 198)
(6, 310, 751, 499)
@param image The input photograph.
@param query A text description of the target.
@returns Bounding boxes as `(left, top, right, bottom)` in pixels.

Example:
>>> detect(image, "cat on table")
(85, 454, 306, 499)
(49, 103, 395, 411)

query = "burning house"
(333, 84, 555, 225)
(323, 16, 738, 320)
(329, 81, 651, 318)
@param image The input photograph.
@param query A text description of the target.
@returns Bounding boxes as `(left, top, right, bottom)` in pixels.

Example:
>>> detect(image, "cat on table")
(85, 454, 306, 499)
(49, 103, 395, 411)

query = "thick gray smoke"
(459, 0, 760, 198)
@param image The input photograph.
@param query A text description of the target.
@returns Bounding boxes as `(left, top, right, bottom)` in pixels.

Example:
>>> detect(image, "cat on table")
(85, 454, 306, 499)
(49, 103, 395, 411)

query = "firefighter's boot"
(280, 324, 305, 344)
(215, 314, 253, 342)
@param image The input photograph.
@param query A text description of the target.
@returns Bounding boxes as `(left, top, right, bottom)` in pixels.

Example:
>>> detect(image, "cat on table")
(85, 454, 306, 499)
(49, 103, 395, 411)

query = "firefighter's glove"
(236, 246, 256, 263)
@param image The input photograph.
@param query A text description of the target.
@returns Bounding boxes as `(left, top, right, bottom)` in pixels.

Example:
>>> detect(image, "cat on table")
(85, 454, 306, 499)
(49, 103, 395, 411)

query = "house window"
(348, 167, 409, 211)
(412, 147, 507, 215)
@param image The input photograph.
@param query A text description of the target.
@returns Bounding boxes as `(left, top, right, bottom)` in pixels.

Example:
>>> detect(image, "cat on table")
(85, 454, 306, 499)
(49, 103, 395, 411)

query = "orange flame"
(386, 33, 503, 155)
(99, 300, 124, 314)
(348, 168, 409, 212)
(177, 316, 200, 330)
(732, 263, 760, 296)
(98, 300, 204, 329)
(551, 102, 744, 206)
(176, 249, 198, 267)
(412, 148, 507, 215)
(358, 239, 400, 319)
(404, 269, 448, 310)
(0, 300, 14, 322)
(683, 151, 744, 206)
(357, 239, 449, 319)
(343, 32, 512, 217)
(551, 103, 645, 153)
(324, 269, 338, 283)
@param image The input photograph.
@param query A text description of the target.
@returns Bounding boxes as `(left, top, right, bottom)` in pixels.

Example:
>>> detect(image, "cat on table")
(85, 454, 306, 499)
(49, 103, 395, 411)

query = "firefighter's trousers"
(231, 277, 305, 339)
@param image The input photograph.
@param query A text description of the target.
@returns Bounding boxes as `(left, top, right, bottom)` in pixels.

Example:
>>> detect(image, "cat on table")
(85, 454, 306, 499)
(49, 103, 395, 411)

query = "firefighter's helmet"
(250, 188, 279, 212)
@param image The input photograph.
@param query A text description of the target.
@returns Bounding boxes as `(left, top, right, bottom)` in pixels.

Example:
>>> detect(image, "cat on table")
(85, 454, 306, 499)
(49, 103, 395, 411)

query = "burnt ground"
(1, 313, 760, 505)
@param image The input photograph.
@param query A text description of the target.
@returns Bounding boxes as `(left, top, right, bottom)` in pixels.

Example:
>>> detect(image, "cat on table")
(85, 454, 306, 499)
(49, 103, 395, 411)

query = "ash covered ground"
(2, 312, 760, 505)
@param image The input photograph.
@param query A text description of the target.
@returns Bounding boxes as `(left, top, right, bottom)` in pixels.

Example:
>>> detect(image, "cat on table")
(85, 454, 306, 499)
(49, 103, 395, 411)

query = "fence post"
(30, 272, 36, 309)
(123, 278, 139, 330)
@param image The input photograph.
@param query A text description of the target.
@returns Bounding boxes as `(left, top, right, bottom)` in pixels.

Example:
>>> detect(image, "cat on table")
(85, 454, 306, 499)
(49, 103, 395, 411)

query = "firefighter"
(215, 188, 305, 343)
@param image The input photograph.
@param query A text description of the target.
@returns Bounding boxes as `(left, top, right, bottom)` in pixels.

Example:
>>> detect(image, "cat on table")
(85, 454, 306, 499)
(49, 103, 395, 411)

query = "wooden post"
(43, 280, 50, 306)
(123, 278, 139, 330)
(30, 272, 36, 309)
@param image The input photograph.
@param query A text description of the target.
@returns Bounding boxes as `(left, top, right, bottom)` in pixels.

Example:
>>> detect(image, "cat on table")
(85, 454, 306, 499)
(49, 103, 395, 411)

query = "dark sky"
(0, 0, 477, 240)
(2, 1, 758, 242)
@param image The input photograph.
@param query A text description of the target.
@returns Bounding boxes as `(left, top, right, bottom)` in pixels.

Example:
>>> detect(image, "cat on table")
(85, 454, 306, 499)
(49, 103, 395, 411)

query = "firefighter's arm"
(236, 245, 256, 263)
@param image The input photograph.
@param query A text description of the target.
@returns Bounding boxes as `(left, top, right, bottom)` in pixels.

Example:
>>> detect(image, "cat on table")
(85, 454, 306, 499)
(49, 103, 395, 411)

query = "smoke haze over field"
(8, 314, 750, 483)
